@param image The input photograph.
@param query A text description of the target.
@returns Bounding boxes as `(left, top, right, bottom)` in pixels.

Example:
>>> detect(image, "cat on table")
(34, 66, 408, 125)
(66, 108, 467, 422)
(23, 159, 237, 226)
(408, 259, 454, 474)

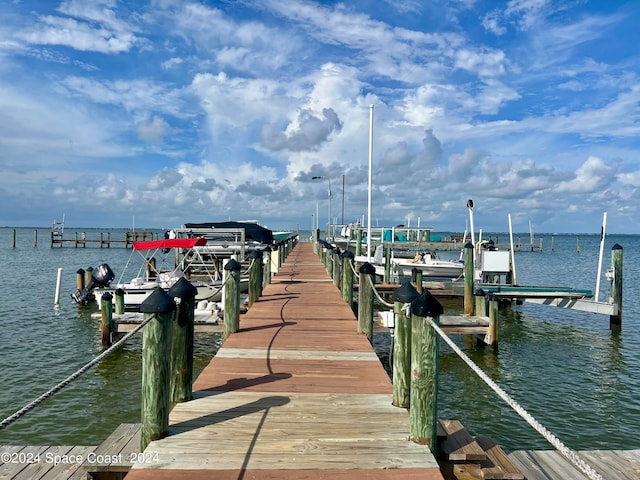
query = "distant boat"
(355, 245, 464, 280)
(72, 237, 247, 311)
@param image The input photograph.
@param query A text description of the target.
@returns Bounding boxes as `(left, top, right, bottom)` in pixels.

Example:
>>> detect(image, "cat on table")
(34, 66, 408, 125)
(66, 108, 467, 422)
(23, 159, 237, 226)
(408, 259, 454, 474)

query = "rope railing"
(426, 317, 604, 480)
(367, 273, 393, 308)
(0, 313, 157, 431)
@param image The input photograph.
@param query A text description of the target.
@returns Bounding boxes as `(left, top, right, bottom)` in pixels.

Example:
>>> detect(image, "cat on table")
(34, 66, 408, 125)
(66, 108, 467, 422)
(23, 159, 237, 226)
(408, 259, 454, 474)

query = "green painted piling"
(356, 229, 363, 256)
(463, 243, 474, 315)
(223, 259, 241, 339)
(100, 292, 113, 347)
(114, 288, 125, 315)
(140, 288, 176, 451)
(248, 250, 263, 308)
(168, 277, 197, 405)
(341, 250, 355, 308)
(610, 244, 623, 330)
(391, 282, 419, 409)
(486, 295, 498, 347)
(409, 290, 443, 451)
(332, 249, 341, 288)
(357, 262, 375, 341)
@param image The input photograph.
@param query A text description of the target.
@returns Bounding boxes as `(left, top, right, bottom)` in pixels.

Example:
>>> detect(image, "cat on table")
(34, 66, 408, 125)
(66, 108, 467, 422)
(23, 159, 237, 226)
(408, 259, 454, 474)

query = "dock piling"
(409, 290, 443, 451)
(391, 282, 419, 408)
(357, 262, 375, 340)
(139, 288, 176, 451)
(610, 244, 623, 330)
(248, 250, 263, 307)
(223, 259, 241, 339)
(340, 250, 355, 309)
(168, 277, 198, 405)
(100, 293, 113, 347)
(463, 243, 474, 315)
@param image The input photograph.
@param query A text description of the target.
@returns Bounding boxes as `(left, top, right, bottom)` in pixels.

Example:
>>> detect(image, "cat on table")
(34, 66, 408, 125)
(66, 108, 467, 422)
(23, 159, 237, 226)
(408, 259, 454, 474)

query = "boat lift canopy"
(132, 237, 207, 251)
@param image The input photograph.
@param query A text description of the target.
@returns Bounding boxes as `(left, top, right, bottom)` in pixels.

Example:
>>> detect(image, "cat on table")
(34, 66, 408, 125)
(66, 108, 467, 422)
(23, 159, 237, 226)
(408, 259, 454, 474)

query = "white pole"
(508, 214, 517, 285)
(367, 104, 374, 261)
(54, 267, 63, 305)
(595, 212, 607, 302)
(467, 199, 475, 246)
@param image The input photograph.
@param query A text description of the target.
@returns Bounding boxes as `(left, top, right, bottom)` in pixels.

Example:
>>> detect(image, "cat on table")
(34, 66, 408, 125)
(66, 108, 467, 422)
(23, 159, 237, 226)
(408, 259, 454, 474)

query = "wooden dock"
(124, 241, 444, 479)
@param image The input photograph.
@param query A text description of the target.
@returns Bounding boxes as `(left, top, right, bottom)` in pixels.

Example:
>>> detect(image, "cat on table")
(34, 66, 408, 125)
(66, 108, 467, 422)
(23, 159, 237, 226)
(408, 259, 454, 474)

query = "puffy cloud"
(261, 108, 343, 152)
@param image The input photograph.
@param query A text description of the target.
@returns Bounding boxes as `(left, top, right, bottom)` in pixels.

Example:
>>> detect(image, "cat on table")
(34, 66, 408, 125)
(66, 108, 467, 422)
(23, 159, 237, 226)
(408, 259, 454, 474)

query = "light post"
(312, 176, 331, 240)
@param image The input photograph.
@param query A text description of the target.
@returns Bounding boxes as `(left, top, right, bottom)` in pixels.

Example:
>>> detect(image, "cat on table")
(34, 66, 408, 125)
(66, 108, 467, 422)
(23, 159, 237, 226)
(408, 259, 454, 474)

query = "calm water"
(0, 227, 638, 452)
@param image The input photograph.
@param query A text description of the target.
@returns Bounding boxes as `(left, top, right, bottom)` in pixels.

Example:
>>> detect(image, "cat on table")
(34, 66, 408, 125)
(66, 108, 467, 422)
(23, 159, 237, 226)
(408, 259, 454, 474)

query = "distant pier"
(49, 230, 156, 248)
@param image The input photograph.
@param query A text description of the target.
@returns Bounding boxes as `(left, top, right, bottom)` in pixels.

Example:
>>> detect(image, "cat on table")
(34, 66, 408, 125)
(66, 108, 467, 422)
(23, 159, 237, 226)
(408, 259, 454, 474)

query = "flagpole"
(367, 104, 374, 261)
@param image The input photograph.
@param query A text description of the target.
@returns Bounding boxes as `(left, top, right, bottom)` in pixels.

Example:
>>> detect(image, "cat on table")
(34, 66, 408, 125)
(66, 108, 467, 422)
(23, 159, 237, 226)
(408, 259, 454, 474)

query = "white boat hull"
(94, 278, 248, 310)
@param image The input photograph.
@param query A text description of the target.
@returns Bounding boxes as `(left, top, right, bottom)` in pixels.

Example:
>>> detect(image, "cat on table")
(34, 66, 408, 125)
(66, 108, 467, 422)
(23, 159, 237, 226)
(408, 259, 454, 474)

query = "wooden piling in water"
(610, 244, 623, 330)
(409, 290, 442, 451)
(391, 282, 419, 408)
(76, 268, 85, 292)
(140, 288, 176, 451)
(486, 295, 498, 348)
(115, 288, 125, 315)
(463, 242, 474, 315)
(223, 259, 241, 339)
(168, 277, 197, 405)
(357, 262, 375, 341)
(100, 293, 113, 347)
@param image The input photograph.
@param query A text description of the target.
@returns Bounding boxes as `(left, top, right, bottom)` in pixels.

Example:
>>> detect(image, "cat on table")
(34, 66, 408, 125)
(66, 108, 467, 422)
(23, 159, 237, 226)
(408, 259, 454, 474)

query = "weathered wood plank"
(437, 420, 487, 461)
(475, 435, 523, 479)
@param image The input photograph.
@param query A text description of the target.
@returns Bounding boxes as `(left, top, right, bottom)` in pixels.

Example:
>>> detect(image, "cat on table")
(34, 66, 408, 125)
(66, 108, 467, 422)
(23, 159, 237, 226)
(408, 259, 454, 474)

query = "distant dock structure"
(49, 220, 155, 248)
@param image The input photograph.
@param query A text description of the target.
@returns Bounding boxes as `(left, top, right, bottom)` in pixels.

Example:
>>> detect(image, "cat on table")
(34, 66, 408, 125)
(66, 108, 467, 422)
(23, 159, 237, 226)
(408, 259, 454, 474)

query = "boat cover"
(132, 237, 207, 251)
(183, 221, 274, 244)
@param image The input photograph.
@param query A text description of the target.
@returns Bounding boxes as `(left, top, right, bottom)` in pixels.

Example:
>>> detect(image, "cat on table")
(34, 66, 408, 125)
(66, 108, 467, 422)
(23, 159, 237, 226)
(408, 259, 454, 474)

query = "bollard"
(409, 289, 443, 451)
(140, 287, 176, 451)
(223, 259, 242, 339)
(100, 292, 113, 347)
(114, 288, 125, 315)
(463, 242, 474, 315)
(610, 244, 623, 330)
(391, 281, 419, 408)
(167, 277, 198, 405)
(357, 262, 376, 340)
(263, 247, 272, 286)
(340, 250, 355, 308)
(248, 250, 263, 307)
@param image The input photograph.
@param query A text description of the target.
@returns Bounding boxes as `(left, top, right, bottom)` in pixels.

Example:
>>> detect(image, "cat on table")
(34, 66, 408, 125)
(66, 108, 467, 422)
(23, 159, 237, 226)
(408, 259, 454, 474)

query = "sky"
(1, 0, 640, 234)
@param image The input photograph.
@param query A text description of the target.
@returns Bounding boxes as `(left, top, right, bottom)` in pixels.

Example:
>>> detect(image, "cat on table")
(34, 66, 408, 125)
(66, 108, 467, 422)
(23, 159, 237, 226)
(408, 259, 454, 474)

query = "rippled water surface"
(1, 228, 638, 451)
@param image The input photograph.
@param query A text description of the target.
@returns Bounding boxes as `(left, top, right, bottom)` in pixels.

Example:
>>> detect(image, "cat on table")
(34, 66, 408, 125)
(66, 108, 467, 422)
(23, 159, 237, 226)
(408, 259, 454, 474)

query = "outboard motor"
(71, 263, 115, 304)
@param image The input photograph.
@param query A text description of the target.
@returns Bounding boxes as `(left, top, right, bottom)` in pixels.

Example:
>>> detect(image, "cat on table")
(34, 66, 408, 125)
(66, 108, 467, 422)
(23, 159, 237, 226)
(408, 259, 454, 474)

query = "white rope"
(367, 274, 394, 308)
(0, 313, 157, 430)
(427, 317, 604, 480)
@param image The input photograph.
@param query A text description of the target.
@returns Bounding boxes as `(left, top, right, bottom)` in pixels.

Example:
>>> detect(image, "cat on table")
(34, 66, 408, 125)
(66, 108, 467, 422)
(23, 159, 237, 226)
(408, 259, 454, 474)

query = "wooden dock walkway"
(125, 241, 444, 480)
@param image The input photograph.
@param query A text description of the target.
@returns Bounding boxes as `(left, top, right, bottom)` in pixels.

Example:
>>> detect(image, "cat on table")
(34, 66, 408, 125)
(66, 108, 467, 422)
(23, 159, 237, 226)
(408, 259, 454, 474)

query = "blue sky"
(2, 0, 640, 234)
